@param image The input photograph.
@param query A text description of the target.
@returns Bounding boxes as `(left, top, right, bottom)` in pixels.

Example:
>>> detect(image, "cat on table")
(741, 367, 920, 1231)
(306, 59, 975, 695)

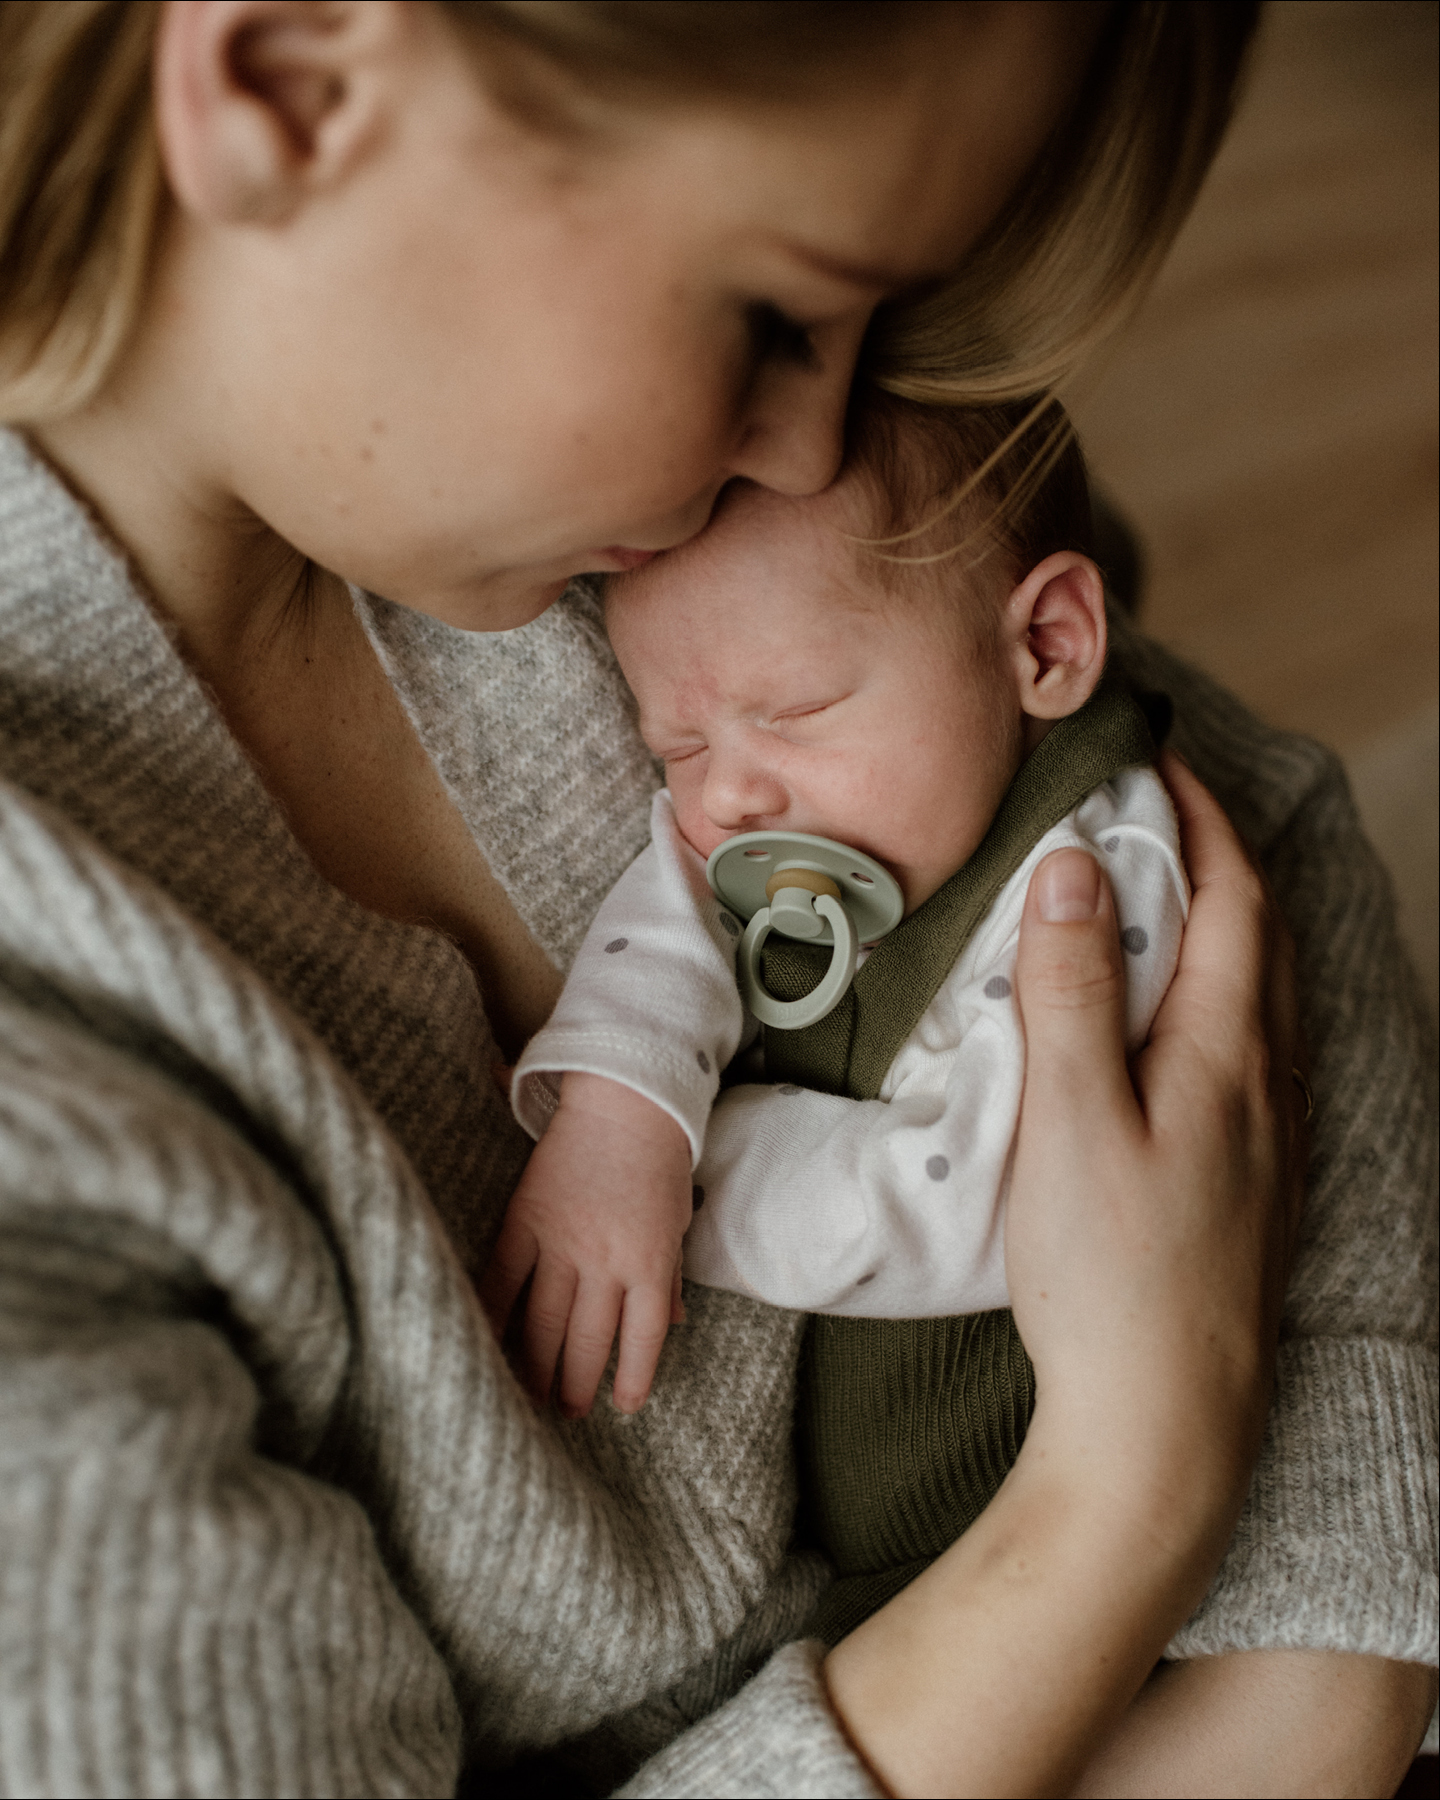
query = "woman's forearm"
(1071, 1649, 1438, 1799)
(825, 796, 1303, 1800)
(824, 1412, 1247, 1800)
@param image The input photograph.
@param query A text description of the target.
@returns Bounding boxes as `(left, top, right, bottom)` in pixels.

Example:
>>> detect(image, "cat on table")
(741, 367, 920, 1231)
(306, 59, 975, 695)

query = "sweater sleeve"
(619, 1641, 882, 1799)
(1108, 615, 1439, 1667)
(0, 1006, 465, 1800)
(512, 790, 746, 1162)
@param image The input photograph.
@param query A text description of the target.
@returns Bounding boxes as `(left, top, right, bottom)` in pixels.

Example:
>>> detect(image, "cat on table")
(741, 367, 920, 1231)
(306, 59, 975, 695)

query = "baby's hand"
(480, 1072, 694, 1418)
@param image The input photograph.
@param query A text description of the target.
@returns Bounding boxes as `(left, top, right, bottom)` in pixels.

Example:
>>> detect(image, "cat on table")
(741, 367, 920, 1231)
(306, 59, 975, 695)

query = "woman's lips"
(597, 546, 658, 571)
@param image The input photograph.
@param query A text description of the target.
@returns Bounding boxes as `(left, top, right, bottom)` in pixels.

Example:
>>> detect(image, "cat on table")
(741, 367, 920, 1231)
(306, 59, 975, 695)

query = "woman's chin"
(398, 571, 576, 634)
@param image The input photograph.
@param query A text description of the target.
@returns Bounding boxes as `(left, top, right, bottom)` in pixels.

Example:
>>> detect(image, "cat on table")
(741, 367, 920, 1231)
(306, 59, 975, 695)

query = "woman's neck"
(28, 301, 564, 1055)
(32, 333, 320, 695)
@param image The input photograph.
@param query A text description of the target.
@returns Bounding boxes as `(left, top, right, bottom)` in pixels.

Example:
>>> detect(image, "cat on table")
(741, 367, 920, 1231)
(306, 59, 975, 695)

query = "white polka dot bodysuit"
(512, 769, 1187, 1318)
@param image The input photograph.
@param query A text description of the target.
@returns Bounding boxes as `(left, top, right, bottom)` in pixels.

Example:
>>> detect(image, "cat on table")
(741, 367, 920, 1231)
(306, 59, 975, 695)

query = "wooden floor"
(1066, 0, 1438, 1018)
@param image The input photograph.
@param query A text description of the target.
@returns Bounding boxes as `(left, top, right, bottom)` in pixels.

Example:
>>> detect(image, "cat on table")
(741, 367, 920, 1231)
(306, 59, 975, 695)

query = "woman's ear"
(154, 0, 410, 226)
(1004, 551, 1108, 722)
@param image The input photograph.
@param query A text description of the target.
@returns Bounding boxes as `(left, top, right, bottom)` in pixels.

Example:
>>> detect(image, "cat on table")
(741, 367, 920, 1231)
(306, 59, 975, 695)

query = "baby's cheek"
(667, 771, 727, 859)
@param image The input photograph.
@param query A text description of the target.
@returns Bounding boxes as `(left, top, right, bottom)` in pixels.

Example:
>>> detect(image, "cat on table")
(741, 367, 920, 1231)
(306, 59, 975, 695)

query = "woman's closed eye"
(745, 301, 820, 371)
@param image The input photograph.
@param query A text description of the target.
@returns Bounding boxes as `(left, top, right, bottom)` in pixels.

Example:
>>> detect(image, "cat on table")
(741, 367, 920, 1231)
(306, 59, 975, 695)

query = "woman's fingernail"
(1036, 850, 1101, 922)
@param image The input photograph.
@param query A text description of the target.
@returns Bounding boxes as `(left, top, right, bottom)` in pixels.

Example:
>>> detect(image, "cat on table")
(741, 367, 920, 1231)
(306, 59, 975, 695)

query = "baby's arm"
(687, 771, 1188, 1315)
(483, 792, 747, 1416)
(482, 1070, 695, 1416)
(510, 790, 747, 1159)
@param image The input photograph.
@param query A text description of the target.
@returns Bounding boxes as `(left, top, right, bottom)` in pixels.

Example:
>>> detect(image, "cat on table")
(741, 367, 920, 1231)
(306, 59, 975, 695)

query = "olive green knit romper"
(758, 689, 1158, 1646)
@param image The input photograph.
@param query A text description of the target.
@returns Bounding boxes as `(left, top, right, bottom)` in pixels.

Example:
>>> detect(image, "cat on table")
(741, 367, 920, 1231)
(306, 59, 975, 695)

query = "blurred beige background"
(1066, 0, 1438, 1020)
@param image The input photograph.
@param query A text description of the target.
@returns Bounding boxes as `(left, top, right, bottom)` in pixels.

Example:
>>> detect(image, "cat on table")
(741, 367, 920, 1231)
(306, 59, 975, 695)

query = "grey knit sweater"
(0, 427, 1433, 1799)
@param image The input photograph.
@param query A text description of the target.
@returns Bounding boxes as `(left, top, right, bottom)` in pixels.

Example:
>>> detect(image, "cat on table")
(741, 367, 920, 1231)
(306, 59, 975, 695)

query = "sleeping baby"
(483, 390, 1187, 1640)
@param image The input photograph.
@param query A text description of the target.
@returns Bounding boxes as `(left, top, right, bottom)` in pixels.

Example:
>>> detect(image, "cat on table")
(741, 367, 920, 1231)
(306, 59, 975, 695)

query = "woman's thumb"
(1014, 849, 1133, 1122)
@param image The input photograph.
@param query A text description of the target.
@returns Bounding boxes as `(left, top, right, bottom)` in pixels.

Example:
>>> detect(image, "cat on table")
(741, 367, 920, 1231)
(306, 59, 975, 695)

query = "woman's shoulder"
(1108, 604, 1343, 860)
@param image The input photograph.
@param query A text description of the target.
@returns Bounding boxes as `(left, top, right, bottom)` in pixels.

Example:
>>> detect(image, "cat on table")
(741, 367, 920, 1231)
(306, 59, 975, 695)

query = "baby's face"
(605, 479, 1027, 914)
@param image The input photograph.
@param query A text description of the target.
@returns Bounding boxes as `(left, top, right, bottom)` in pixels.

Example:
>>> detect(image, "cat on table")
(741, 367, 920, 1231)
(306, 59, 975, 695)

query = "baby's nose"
(702, 755, 788, 831)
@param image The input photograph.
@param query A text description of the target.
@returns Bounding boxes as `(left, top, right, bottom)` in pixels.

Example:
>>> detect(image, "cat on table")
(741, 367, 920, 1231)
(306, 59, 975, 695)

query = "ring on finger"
(1291, 1066, 1314, 1123)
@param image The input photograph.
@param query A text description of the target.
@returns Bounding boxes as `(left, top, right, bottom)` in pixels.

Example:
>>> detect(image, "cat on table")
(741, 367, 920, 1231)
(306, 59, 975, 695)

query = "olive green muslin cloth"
(759, 687, 1156, 1644)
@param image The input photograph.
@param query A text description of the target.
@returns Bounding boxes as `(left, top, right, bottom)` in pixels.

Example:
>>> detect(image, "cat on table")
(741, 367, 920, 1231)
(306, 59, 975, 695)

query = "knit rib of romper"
(760, 687, 1158, 1646)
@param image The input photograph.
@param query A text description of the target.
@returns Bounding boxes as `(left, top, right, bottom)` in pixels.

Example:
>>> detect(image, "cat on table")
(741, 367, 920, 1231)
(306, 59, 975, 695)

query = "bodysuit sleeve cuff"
(512, 791, 746, 1165)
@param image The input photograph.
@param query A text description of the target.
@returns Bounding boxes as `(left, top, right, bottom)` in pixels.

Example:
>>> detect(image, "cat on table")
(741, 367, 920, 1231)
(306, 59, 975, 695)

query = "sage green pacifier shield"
(707, 831, 905, 1030)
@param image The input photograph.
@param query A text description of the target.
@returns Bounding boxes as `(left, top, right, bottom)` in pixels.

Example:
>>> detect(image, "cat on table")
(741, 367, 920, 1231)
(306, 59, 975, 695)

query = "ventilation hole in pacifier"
(743, 848, 771, 860)
(850, 872, 874, 885)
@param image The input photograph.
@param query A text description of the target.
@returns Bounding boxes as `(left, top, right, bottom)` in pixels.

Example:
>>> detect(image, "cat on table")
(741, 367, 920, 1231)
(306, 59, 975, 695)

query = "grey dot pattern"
(1104, 835, 1120, 852)
(984, 975, 1011, 1000)
(691, 1185, 704, 1209)
(1121, 926, 1149, 956)
(778, 1083, 802, 1095)
(696, 1050, 710, 1074)
(604, 937, 628, 954)
(926, 1155, 950, 1181)
(718, 912, 740, 938)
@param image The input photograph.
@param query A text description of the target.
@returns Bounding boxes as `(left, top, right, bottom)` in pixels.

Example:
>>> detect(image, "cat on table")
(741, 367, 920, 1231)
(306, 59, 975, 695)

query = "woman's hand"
(825, 756, 1306, 1798)
(1007, 749, 1305, 1538)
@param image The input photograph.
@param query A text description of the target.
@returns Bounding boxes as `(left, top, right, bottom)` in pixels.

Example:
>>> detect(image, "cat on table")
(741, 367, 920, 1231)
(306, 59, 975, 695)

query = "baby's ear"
(1004, 552, 1107, 722)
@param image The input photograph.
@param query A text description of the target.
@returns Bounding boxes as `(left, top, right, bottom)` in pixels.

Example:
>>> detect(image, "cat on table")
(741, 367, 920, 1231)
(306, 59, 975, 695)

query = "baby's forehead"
(689, 472, 934, 594)
(607, 458, 1002, 642)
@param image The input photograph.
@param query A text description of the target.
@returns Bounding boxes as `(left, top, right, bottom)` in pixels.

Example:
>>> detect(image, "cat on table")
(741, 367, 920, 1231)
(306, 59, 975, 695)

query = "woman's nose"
(702, 749, 789, 832)
(726, 315, 867, 497)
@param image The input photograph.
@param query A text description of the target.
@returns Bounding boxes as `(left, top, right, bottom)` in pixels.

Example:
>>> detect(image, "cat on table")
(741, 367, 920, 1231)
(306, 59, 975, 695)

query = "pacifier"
(706, 831, 905, 1030)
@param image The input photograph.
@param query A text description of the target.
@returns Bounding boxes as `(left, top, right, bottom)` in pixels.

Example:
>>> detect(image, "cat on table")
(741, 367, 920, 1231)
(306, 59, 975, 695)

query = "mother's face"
(154, 1, 1099, 629)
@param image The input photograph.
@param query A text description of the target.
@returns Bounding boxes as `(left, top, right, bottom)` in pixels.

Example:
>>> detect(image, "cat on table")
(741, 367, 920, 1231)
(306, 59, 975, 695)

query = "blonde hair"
(0, 1, 160, 421)
(0, 0, 1257, 425)
(844, 386, 1094, 581)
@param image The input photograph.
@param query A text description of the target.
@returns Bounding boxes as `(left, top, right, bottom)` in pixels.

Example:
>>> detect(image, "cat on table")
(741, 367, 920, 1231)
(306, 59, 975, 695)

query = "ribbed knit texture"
(800, 1309, 1036, 1645)
(0, 427, 1433, 1797)
(0, 431, 864, 1797)
(779, 690, 1153, 1644)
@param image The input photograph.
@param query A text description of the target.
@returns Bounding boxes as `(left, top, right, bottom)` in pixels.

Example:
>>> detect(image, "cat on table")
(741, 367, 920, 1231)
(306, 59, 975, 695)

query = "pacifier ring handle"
(738, 892, 858, 1030)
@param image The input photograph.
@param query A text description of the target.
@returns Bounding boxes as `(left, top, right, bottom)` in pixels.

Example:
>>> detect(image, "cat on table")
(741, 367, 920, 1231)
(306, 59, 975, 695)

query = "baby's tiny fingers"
(478, 1216, 538, 1338)
(670, 1262, 685, 1327)
(613, 1285, 673, 1416)
(521, 1257, 578, 1408)
(558, 1283, 624, 1420)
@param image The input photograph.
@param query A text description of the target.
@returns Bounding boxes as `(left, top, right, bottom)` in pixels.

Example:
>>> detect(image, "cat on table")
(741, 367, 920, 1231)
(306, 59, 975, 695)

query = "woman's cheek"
(580, 323, 751, 521)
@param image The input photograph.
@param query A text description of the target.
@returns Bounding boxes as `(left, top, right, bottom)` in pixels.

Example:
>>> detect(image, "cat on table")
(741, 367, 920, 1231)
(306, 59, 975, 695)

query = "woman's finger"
(1150, 752, 1303, 1306)
(1013, 847, 1136, 1133)
(478, 1214, 538, 1339)
(1148, 753, 1299, 1146)
(1148, 752, 1277, 1061)
(521, 1256, 579, 1408)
